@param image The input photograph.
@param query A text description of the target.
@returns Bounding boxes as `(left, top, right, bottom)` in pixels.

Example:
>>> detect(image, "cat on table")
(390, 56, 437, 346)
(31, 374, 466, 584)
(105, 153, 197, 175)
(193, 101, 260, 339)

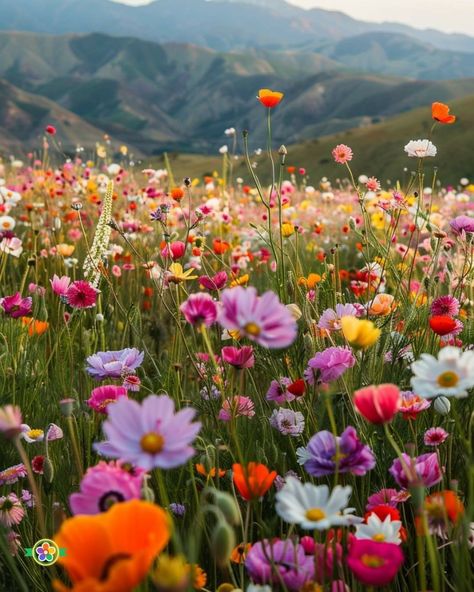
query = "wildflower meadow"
(1, 92, 474, 592)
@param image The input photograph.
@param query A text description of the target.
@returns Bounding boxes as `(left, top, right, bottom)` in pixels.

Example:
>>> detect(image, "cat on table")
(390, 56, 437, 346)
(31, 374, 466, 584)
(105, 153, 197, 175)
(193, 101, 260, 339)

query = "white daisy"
(404, 139, 437, 158)
(275, 477, 361, 530)
(411, 346, 474, 399)
(354, 514, 402, 545)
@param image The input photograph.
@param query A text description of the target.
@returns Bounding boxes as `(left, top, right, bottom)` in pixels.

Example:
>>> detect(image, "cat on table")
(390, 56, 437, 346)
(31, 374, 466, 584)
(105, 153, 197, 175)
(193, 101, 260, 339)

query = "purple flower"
(430, 295, 460, 317)
(94, 394, 201, 470)
(389, 452, 442, 489)
(1, 292, 32, 318)
(274, 470, 300, 492)
(304, 426, 376, 477)
(318, 303, 359, 331)
(69, 461, 143, 515)
(86, 348, 144, 380)
(304, 346, 355, 385)
(424, 427, 449, 446)
(168, 502, 186, 517)
(269, 408, 305, 437)
(180, 293, 218, 326)
(450, 215, 474, 235)
(266, 377, 294, 404)
(218, 286, 297, 349)
(221, 345, 254, 369)
(245, 539, 315, 591)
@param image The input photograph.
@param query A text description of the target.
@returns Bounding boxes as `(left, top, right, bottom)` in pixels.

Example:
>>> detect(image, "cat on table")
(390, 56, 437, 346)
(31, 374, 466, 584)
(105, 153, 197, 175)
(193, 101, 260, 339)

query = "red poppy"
(429, 315, 457, 336)
(432, 102, 456, 124)
(213, 239, 230, 255)
(45, 124, 56, 135)
(288, 379, 305, 397)
(257, 88, 284, 109)
(232, 462, 276, 501)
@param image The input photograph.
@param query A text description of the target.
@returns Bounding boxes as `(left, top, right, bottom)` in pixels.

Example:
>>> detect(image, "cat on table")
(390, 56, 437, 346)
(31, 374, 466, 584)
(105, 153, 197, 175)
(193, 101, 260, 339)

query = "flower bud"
(211, 520, 235, 567)
(434, 396, 450, 415)
(59, 398, 76, 418)
(43, 456, 55, 483)
(212, 490, 240, 526)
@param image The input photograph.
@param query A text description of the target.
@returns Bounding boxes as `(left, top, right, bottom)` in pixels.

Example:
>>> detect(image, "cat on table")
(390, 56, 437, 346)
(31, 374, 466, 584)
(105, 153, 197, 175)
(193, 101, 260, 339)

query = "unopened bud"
(212, 520, 235, 567)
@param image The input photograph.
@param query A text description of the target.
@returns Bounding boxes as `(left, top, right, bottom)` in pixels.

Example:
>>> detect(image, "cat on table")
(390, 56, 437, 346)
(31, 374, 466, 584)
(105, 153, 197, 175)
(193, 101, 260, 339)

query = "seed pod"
(434, 396, 450, 415)
(212, 490, 240, 526)
(211, 520, 235, 567)
(43, 457, 54, 483)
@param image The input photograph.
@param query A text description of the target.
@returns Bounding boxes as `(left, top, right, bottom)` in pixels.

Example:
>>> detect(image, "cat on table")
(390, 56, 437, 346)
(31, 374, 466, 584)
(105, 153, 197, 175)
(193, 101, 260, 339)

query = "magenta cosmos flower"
(65, 280, 98, 309)
(347, 539, 404, 587)
(221, 345, 254, 369)
(180, 293, 218, 326)
(50, 274, 71, 296)
(86, 348, 144, 380)
(218, 286, 297, 349)
(450, 215, 474, 235)
(389, 452, 442, 489)
(86, 385, 128, 414)
(304, 426, 375, 477)
(245, 539, 314, 591)
(94, 394, 201, 470)
(1, 292, 32, 318)
(69, 461, 143, 515)
(304, 346, 355, 385)
(199, 271, 228, 291)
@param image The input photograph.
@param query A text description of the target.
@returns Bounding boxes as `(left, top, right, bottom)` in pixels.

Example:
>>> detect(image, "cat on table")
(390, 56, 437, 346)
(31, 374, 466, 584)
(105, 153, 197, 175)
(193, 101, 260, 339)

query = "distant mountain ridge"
(0, 0, 473, 54)
(1, 30, 474, 156)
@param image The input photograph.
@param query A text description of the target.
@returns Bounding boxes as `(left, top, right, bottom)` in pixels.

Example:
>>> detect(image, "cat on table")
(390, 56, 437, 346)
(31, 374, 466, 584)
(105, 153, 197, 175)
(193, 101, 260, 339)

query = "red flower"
(432, 102, 456, 124)
(45, 125, 56, 135)
(429, 315, 457, 336)
(353, 384, 401, 424)
(257, 88, 284, 109)
(232, 462, 276, 501)
(287, 379, 305, 397)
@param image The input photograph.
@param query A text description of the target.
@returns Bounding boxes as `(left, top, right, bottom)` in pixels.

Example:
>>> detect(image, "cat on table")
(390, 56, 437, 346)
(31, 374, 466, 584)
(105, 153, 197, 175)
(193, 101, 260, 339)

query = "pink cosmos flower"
(305, 346, 356, 384)
(347, 539, 404, 587)
(180, 293, 218, 326)
(218, 396, 255, 421)
(1, 292, 32, 318)
(218, 286, 297, 349)
(199, 271, 228, 291)
(65, 280, 98, 309)
(424, 427, 449, 446)
(221, 345, 254, 369)
(332, 144, 353, 164)
(86, 385, 128, 414)
(69, 461, 143, 515)
(94, 394, 201, 470)
(50, 274, 71, 296)
(318, 303, 359, 332)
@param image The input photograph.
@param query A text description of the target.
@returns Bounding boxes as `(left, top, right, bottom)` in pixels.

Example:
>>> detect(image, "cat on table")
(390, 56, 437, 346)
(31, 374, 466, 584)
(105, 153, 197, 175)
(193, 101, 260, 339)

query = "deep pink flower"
(353, 384, 401, 424)
(430, 295, 460, 317)
(305, 346, 356, 384)
(450, 215, 474, 235)
(161, 241, 185, 260)
(399, 391, 431, 420)
(221, 345, 255, 369)
(424, 427, 449, 446)
(65, 280, 98, 309)
(50, 274, 71, 296)
(86, 385, 128, 414)
(332, 144, 353, 164)
(389, 452, 442, 489)
(199, 271, 228, 291)
(69, 461, 142, 515)
(366, 488, 409, 511)
(1, 292, 32, 318)
(366, 176, 380, 191)
(180, 293, 218, 326)
(218, 286, 297, 349)
(266, 377, 294, 404)
(347, 539, 404, 586)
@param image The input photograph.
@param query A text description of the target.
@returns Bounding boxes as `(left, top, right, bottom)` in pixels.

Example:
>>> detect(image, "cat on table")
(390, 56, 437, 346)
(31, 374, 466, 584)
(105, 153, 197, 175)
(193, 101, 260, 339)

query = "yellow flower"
(281, 222, 295, 237)
(341, 316, 380, 349)
(368, 293, 396, 316)
(167, 263, 198, 284)
(152, 554, 190, 591)
(298, 273, 323, 290)
(230, 274, 249, 287)
(57, 243, 75, 257)
(371, 212, 386, 230)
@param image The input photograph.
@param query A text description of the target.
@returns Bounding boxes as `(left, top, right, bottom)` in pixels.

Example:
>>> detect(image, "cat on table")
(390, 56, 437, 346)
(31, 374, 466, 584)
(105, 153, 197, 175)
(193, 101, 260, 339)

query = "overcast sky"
(115, 0, 474, 35)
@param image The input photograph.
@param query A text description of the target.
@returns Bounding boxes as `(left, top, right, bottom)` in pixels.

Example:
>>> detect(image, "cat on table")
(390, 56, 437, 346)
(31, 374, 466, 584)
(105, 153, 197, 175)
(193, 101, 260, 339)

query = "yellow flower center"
(332, 451, 348, 463)
(305, 508, 326, 522)
(244, 322, 261, 337)
(27, 429, 44, 440)
(140, 432, 165, 454)
(437, 371, 459, 388)
(361, 553, 385, 568)
(372, 533, 385, 542)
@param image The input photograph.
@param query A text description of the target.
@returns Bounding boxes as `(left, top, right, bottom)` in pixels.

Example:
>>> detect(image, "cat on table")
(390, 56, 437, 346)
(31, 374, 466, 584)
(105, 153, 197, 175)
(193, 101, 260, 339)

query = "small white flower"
(219, 145, 228, 154)
(107, 163, 121, 176)
(296, 446, 311, 465)
(404, 139, 437, 158)
(354, 514, 402, 544)
(0, 216, 15, 231)
(411, 346, 474, 399)
(275, 477, 361, 530)
(224, 127, 236, 136)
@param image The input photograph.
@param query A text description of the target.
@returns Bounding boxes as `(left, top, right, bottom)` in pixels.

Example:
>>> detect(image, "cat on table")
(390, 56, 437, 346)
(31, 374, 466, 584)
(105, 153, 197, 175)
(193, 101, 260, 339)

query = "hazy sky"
(115, 0, 474, 35)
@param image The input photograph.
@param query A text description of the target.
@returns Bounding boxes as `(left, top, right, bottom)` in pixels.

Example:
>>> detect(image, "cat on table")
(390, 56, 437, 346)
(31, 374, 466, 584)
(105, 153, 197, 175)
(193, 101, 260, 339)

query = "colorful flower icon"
(34, 540, 58, 564)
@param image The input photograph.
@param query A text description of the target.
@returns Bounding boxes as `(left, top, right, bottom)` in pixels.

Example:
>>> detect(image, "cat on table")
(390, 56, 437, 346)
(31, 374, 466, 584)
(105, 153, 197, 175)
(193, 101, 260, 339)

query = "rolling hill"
(1, 31, 474, 155)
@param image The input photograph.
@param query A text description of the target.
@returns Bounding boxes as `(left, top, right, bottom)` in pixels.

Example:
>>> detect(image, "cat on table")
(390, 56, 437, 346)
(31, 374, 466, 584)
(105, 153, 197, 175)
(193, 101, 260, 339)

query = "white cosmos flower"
(0, 216, 15, 231)
(411, 346, 474, 399)
(404, 139, 437, 158)
(354, 514, 402, 545)
(0, 237, 22, 257)
(275, 477, 361, 530)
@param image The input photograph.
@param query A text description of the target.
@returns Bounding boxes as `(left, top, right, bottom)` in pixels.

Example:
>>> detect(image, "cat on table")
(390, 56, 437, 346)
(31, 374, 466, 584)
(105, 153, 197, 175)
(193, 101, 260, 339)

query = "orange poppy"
(213, 239, 230, 255)
(232, 462, 276, 501)
(170, 187, 185, 201)
(432, 102, 456, 124)
(257, 88, 284, 109)
(230, 542, 251, 563)
(191, 565, 207, 589)
(195, 463, 226, 478)
(53, 500, 170, 592)
(21, 317, 49, 336)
